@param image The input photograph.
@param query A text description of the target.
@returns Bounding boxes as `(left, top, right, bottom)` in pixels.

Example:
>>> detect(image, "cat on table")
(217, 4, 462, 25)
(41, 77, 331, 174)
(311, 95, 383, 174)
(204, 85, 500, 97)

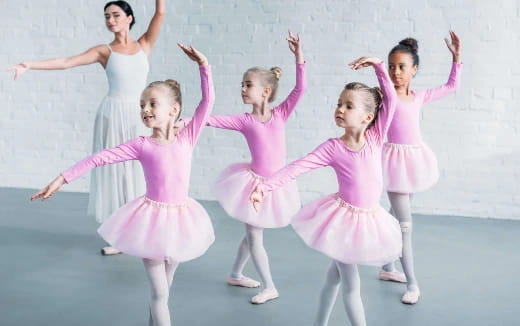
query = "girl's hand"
(173, 118, 190, 134)
(348, 56, 383, 70)
(174, 118, 188, 129)
(250, 186, 265, 212)
(287, 30, 304, 64)
(177, 43, 208, 66)
(6, 62, 29, 80)
(444, 30, 461, 62)
(30, 175, 66, 201)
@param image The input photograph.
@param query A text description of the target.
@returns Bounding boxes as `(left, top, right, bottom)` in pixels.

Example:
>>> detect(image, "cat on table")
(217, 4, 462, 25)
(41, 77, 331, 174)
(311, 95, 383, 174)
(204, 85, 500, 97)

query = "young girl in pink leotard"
(31, 44, 214, 326)
(378, 31, 462, 305)
(207, 31, 306, 304)
(251, 56, 402, 326)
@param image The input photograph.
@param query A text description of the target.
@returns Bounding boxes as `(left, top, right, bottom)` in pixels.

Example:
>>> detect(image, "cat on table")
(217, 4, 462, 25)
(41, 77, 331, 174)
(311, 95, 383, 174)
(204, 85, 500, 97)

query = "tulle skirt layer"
(291, 194, 402, 266)
(214, 163, 301, 228)
(98, 196, 215, 263)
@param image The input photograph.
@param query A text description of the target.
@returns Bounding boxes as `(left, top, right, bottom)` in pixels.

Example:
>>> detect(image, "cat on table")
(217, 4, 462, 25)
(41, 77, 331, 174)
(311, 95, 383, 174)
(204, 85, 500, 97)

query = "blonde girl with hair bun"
(205, 30, 306, 304)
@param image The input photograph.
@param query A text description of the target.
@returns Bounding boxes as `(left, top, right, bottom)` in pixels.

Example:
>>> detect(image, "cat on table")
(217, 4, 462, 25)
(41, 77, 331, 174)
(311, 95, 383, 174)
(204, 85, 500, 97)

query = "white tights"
(313, 260, 366, 326)
(230, 223, 276, 290)
(382, 192, 418, 289)
(143, 258, 179, 326)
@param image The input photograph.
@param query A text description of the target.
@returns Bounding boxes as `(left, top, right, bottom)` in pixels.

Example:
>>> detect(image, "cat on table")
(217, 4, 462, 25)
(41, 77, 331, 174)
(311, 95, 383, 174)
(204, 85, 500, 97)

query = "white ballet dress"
(89, 44, 149, 223)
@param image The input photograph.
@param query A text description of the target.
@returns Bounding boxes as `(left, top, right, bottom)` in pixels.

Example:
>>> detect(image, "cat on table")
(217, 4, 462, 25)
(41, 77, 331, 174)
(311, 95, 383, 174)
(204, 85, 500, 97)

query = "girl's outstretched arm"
(206, 114, 245, 130)
(30, 138, 144, 201)
(31, 175, 66, 201)
(7, 45, 108, 80)
(250, 139, 335, 211)
(138, 0, 166, 54)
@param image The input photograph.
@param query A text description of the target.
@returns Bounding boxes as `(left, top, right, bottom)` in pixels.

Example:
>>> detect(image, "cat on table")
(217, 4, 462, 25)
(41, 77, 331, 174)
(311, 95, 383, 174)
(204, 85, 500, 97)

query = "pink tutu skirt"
(98, 196, 215, 263)
(214, 163, 301, 228)
(382, 142, 439, 194)
(291, 194, 402, 266)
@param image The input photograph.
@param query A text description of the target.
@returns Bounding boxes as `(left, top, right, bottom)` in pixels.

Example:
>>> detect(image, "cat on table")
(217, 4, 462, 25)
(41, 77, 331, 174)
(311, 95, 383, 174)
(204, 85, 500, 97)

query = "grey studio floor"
(0, 187, 518, 326)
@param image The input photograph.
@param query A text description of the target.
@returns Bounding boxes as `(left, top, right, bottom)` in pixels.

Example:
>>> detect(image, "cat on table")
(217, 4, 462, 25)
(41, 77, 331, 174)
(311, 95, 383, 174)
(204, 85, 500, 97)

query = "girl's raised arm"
(422, 31, 462, 103)
(350, 56, 397, 139)
(445, 30, 461, 63)
(177, 44, 215, 144)
(275, 30, 307, 121)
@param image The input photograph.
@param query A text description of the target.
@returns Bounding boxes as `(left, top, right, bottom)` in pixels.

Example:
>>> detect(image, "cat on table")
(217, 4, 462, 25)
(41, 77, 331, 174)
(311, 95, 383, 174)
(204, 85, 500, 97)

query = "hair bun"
(398, 38, 418, 53)
(165, 79, 181, 90)
(372, 87, 383, 105)
(270, 67, 282, 80)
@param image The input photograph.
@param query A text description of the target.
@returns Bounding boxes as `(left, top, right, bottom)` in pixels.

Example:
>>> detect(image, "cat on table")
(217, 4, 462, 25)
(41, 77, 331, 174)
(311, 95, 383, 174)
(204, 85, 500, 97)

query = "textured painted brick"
(1, 0, 519, 220)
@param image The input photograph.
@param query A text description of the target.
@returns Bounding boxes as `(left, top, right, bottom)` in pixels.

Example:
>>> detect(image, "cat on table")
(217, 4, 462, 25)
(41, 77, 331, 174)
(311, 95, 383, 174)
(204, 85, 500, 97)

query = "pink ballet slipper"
(251, 288, 279, 304)
(401, 285, 420, 304)
(101, 246, 122, 256)
(226, 276, 261, 288)
(379, 269, 407, 283)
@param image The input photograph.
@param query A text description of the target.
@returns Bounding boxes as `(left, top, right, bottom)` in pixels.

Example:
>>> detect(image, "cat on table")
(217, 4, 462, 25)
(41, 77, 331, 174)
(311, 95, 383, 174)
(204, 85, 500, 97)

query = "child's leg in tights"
(380, 205, 406, 282)
(143, 258, 179, 326)
(245, 224, 279, 303)
(314, 261, 366, 326)
(147, 262, 178, 326)
(228, 234, 261, 288)
(230, 236, 251, 279)
(387, 192, 420, 297)
(382, 206, 397, 271)
(313, 261, 341, 326)
(245, 224, 276, 290)
(336, 261, 367, 326)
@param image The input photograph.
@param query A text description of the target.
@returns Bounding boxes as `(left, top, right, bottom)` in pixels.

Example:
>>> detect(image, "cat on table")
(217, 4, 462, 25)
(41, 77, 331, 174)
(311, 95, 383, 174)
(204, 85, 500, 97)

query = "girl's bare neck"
(395, 84, 414, 101)
(251, 102, 272, 122)
(151, 124, 177, 144)
(340, 127, 367, 151)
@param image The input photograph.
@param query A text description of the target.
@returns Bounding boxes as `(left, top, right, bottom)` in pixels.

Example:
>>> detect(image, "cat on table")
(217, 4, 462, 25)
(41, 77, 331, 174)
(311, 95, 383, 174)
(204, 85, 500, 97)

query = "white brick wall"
(1, 0, 519, 220)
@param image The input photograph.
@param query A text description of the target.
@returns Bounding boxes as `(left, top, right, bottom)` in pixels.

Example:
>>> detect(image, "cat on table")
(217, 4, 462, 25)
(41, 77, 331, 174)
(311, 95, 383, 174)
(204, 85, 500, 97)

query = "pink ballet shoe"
(226, 276, 261, 288)
(251, 288, 279, 304)
(101, 246, 122, 256)
(379, 269, 407, 283)
(401, 285, 420, 304)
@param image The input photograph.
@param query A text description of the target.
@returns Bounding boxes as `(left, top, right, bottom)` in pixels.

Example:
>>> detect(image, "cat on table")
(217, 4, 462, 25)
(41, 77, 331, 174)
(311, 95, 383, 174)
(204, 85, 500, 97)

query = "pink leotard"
(259, 62, 396, 208)
(62, 65, 214, 204)
(207, 63, 306, 176)
(387, 62, 462, 144)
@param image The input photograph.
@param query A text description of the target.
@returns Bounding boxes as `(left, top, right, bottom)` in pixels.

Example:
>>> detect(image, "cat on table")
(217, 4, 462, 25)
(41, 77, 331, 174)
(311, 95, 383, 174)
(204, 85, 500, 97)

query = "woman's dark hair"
(389, 38, 419, 67)
(104, 1, 135, 29)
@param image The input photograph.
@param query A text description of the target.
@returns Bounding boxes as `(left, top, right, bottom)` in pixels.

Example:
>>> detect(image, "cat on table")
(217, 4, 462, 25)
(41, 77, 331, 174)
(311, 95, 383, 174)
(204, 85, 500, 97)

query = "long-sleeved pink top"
(387, 62, 462, 144)
(62, 65, 214, 204)
(259, 62, 397, 209)
(207, 63, 306, 177)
